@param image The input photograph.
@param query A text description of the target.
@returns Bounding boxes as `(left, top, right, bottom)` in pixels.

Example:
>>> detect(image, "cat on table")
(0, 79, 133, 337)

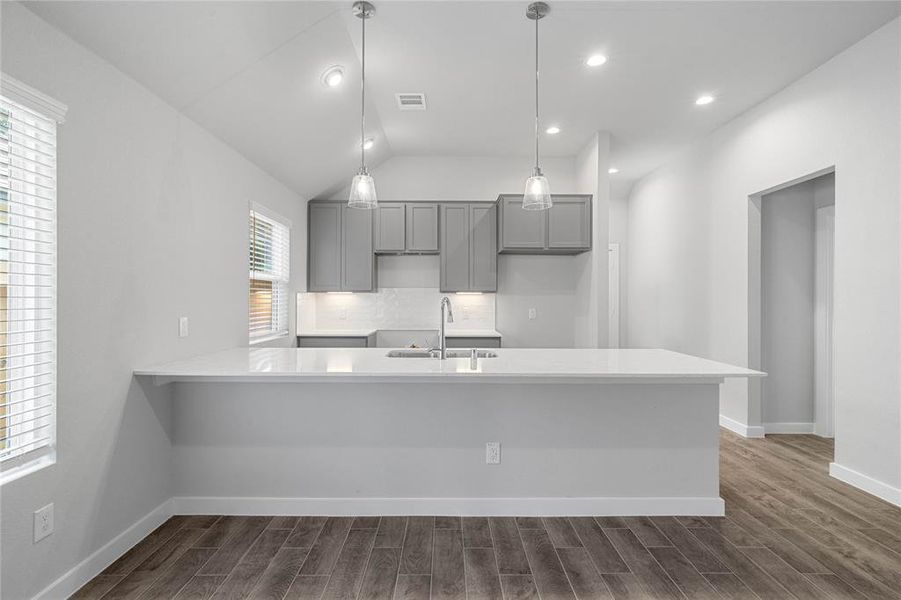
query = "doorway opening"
(748, 169, 835, 438)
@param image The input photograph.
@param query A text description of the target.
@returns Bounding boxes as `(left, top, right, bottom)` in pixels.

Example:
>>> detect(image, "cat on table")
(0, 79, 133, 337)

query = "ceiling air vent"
(395, 93, 426, 110)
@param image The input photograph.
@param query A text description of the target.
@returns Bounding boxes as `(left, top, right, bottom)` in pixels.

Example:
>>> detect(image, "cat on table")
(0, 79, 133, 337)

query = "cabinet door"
(341, 205, 375, 291)
(470, 204, 497, 292)
(374, 203, 406, 253)
(500, 195, 546, 250)
(440, 204, 471, 292)
(307, 203, 342, 291)
(548, 195, 591, 249)
(405, 203, 439, 253)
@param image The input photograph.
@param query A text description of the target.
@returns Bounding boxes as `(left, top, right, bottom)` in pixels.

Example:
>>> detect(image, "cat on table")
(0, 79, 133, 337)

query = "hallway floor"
(73, 431, 901, 599)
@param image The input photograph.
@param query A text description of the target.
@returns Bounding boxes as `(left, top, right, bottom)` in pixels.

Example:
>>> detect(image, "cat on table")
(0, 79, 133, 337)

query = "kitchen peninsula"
(136, 348, 762, 517)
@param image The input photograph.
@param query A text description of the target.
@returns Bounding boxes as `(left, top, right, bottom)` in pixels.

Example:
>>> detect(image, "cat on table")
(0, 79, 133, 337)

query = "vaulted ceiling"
(22, 1, 901, 199)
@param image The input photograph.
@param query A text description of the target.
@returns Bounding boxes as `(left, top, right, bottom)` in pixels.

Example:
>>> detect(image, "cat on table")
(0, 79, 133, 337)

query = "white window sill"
(0, 451, 56, 486)
(249, 331, 291, 346)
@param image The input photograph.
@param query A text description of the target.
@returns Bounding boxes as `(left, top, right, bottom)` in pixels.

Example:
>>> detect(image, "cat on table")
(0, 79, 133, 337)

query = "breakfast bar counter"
(136, 348, 763, 516)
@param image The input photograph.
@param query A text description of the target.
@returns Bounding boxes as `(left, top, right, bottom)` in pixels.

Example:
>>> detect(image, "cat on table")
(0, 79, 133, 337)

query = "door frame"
(815, 204, 835, 437)
(747, 166, 835, 436)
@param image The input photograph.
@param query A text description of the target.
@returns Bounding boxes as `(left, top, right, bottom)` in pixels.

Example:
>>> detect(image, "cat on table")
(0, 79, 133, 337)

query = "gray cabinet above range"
(497, 194, 592, 254)
(374, 202, 439, 254)
(440, 203, 497, 293)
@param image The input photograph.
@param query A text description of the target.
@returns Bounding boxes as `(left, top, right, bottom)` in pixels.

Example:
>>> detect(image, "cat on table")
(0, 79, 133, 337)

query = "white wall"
(761, 180, 817, 427)
(329, 155, 588, 348)
(0, 4, 306, 598)
(573, 133, 612, 349)
(627, 19, 900, 495)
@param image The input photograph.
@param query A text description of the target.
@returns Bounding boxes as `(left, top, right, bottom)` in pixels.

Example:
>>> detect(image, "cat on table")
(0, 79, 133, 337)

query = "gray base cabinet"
(297, 333, 376, 348)
(440, 203, 497, 292)
(308, 201, 375, 292)
(446, 336, 501, 348)
(498, 194, 592, 254)
(375, 202, 439, 254)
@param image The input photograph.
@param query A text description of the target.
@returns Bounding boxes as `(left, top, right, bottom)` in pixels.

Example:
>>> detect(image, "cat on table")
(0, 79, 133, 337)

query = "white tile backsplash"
(297, 288, 495, 334)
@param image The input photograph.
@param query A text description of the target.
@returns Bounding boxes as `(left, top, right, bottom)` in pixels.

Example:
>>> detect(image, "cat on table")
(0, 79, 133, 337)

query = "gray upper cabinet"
(470, 204, 497, 291)
(497, 194, 591, 254)
(500, 195, 546, 250)
(307, 201, 375, 292)
(440, 203, 497, 293)
(548, 195, 591, 250)
(341, 204, 375, 291)
(406, 203, 439, 253)
(374, 202, 439, 254)
(308, 203, 342, 291)
(374, 203, 406, 253)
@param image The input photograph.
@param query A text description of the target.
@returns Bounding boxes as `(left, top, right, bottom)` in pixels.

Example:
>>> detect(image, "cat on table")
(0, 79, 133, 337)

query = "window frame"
(1, 73, 66, 485)
(248, 202, 291, 343)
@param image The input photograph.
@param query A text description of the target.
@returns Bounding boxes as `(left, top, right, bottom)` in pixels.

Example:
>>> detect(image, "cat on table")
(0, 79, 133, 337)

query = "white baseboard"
(32, 499, 174, 600)
(829, 462, 901, 507)
(764, 422, 815, 434)
(172, 495, 725, 517)
(720, 415, 765, 438)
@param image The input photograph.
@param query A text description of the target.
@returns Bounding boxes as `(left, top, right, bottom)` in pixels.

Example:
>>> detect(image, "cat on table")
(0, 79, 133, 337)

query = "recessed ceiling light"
(546, 126, 560, 135)
(585, 54, 607, 67)
(608, 167, 619, 174)
(321, 65, 345, 88)
(361, 137, 375, 150)
(695, 94, 715, 106)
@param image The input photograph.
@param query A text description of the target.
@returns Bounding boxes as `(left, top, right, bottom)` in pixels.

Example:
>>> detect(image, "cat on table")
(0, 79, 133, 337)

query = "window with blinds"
(1, 91, 59, 474)
(249, 207, 290, 340)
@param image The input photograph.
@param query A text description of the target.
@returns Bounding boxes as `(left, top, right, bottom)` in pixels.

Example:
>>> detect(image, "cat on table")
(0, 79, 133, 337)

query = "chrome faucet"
(438, 296, 455, 359)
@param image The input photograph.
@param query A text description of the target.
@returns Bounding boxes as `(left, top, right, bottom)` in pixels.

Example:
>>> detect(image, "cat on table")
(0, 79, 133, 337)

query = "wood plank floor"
(72, 431, 901, 600)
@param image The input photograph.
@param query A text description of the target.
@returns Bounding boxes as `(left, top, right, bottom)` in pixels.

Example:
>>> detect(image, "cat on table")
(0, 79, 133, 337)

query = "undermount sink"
(386, 349, 498, 359)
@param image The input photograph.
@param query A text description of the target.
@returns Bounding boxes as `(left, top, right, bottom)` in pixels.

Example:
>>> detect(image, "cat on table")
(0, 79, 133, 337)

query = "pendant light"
(523, 2, 552, 211)
(349, 1, 377, 209)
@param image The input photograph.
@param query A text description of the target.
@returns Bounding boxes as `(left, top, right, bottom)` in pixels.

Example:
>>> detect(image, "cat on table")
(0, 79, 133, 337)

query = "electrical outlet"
(528, 308, 537, 320)
(178, 316, 189, 338)
(34, 503, 54, 543)
(486, 442, 501, 465)
(339, 307, 348, 320)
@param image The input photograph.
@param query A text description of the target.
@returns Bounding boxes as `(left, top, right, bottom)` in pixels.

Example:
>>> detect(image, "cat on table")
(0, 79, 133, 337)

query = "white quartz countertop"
(135, 347, 764, 384)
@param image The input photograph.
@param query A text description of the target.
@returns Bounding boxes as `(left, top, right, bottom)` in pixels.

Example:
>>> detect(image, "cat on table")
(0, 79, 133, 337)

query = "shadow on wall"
(80, 378, 174, 561)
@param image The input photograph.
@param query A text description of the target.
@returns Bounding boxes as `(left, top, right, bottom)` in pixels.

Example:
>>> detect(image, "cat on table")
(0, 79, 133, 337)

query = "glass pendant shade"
(522, 169, 552, 211)
(348, 168, 378, 209)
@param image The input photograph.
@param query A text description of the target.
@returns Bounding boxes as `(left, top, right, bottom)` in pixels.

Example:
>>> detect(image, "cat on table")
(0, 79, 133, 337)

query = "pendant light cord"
(360, 11, 366, 172)
(534, 14, 540, 173)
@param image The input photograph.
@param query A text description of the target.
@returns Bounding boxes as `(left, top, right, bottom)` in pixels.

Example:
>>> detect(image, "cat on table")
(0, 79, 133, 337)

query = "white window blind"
(249, 207, 290, 340)
(1, 92, 58, 472)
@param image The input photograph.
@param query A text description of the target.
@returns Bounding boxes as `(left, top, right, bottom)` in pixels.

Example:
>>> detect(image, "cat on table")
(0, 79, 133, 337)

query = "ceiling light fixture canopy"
(349, 1, 378, 209)
(523, 1, 552, 211)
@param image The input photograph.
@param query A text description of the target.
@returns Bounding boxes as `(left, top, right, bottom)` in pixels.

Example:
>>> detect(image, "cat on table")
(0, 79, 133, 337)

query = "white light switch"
(486, 442, 501, 465)
(178, 317, 189, 338)
(528, 308, 537, 320)
(34, 503, 54, 543)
